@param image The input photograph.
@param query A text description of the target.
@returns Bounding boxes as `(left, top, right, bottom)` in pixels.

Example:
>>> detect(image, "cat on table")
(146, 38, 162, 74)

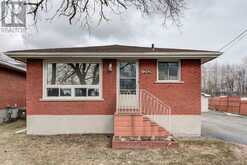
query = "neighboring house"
(5, 45, 221, 139)
(0, 55, 26, 122)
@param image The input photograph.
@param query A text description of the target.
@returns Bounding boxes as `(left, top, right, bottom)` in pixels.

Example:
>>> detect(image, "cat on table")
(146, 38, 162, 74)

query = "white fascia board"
(5, 52, 222, 64)
(6, 51, 222, 58)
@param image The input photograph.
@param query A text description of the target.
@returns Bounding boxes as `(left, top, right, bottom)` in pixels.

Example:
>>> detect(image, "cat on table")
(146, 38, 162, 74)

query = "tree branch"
(24, 0, 185, 27)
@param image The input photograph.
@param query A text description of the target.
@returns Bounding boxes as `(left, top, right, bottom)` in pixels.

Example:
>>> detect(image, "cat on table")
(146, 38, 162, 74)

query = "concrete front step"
(114, 114, 170, 137)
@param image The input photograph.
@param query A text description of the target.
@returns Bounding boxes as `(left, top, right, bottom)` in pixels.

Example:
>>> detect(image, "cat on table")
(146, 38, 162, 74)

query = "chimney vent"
(151, 43, 155, 51)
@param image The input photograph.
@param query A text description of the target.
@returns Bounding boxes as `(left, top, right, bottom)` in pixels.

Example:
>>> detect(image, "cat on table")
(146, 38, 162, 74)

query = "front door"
(117, 61, 138, 110)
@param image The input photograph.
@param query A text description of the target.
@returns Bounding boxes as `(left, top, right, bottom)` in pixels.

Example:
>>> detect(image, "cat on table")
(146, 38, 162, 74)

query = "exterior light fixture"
(108, 63, 112, 72)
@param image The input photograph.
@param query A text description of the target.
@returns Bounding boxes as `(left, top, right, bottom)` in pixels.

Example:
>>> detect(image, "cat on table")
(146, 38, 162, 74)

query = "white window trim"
(42, 60, 103, 101)
(156, 60, 183, 83)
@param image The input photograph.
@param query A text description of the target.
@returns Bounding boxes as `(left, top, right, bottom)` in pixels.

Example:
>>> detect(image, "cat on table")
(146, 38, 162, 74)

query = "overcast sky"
(0, 0, 247, 64)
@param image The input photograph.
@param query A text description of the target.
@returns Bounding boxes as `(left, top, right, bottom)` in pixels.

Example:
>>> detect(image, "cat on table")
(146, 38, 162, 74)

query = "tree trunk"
(51, 63, 56, 84)
(92, 64, 99, 85)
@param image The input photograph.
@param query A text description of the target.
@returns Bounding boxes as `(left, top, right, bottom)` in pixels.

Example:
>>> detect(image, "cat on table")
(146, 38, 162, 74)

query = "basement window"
(157, 61, 181, 82)
(43, 61, 102, 100)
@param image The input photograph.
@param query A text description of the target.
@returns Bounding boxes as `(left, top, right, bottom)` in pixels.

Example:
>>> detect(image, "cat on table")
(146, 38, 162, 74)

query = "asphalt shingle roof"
(6, 44, 219, 53)
(0, 53, 26, 72)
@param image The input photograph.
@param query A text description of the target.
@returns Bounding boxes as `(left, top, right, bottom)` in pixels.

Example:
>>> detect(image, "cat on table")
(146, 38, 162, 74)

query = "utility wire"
(222, 32, 247, 52)
(219, 28, 247, 51)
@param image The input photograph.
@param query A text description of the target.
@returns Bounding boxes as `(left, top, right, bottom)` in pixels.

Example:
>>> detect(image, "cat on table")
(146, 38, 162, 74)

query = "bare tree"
(24, 0, 185, 27)
(202, 62, 219, 96)
(202, 57, 247, 97)
(49, 63, 99, 85)
(235, 65, 246, 96)
(224, 64, 235, 95)
(51, 63, 56, 84)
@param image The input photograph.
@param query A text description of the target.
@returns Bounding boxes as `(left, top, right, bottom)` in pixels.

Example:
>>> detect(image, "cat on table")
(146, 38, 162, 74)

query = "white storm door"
(118, 61, 138, 109)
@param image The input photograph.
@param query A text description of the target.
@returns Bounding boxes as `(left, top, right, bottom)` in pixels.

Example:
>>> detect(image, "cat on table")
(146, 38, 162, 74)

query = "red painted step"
(114, 114, 171, 137)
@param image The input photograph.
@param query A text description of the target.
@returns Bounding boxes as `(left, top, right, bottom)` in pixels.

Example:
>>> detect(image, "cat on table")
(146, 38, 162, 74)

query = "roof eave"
(5, 51, 222, 63)
(0, 62, 26, 73)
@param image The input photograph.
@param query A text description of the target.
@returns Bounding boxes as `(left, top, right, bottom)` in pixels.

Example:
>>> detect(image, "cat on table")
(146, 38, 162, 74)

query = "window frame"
(156, 60, 182, 83)
(42, 60, 103, 101)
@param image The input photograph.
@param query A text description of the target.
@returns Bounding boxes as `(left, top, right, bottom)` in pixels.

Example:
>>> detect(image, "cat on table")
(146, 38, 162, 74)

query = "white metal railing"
(117, 89, 171, 131)
(117, 90, 139, 114)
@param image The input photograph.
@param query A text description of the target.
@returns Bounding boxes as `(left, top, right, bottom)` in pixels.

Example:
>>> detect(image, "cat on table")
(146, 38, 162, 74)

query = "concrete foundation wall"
(27, 115, 114, 135)
(27, 115, 201, 136)
(152, 115, 201, 137)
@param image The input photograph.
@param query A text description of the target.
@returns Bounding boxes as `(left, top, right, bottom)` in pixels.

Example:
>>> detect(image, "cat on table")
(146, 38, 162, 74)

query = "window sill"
(40, 98, 104, 102)
(155, 80, 184, 84)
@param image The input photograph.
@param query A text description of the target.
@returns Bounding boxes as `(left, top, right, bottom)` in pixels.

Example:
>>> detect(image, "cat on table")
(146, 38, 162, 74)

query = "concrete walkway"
(202, 110, 247, 145)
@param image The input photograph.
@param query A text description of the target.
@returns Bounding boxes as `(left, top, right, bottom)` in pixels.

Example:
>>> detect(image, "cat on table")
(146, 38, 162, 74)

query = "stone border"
(112, 136, 178, 149)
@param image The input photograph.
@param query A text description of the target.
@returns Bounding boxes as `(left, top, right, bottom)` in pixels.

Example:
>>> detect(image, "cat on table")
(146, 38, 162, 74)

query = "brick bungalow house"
(0, 56, 26, 122)
(6, 45, 221, 148)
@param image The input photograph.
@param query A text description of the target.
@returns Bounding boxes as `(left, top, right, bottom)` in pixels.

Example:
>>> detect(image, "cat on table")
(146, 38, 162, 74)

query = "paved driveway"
(202, 110, 247, 145)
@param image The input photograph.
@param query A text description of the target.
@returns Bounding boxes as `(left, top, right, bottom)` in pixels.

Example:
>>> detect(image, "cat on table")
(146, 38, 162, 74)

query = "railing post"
(116, 92, 119, 114)
(168, 108, 171, 132)
(139, 89, 142, 114)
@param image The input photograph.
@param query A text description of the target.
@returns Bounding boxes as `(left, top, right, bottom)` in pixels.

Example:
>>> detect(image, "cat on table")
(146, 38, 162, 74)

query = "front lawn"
(0, 120, 247, 165)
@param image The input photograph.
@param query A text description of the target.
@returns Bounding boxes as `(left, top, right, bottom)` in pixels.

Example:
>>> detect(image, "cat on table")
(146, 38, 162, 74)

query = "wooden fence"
(209, 96, 247, 115)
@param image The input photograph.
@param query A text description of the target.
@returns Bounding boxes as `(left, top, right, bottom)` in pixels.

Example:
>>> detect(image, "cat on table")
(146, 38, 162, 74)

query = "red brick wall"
(27, 59, 201, 115)
(0, 67, 26, 109)
(139, 59, 201, 115)
(26, 59, 117, 115)
(209, 96, 247, 115)
(240, 101, 247, 115)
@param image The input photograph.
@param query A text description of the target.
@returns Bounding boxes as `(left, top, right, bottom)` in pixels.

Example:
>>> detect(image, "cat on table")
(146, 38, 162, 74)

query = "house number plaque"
(142, 69, 152, 74)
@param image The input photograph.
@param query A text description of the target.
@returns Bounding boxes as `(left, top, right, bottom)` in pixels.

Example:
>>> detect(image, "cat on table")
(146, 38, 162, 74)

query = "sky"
(0, 0, 247, 64)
